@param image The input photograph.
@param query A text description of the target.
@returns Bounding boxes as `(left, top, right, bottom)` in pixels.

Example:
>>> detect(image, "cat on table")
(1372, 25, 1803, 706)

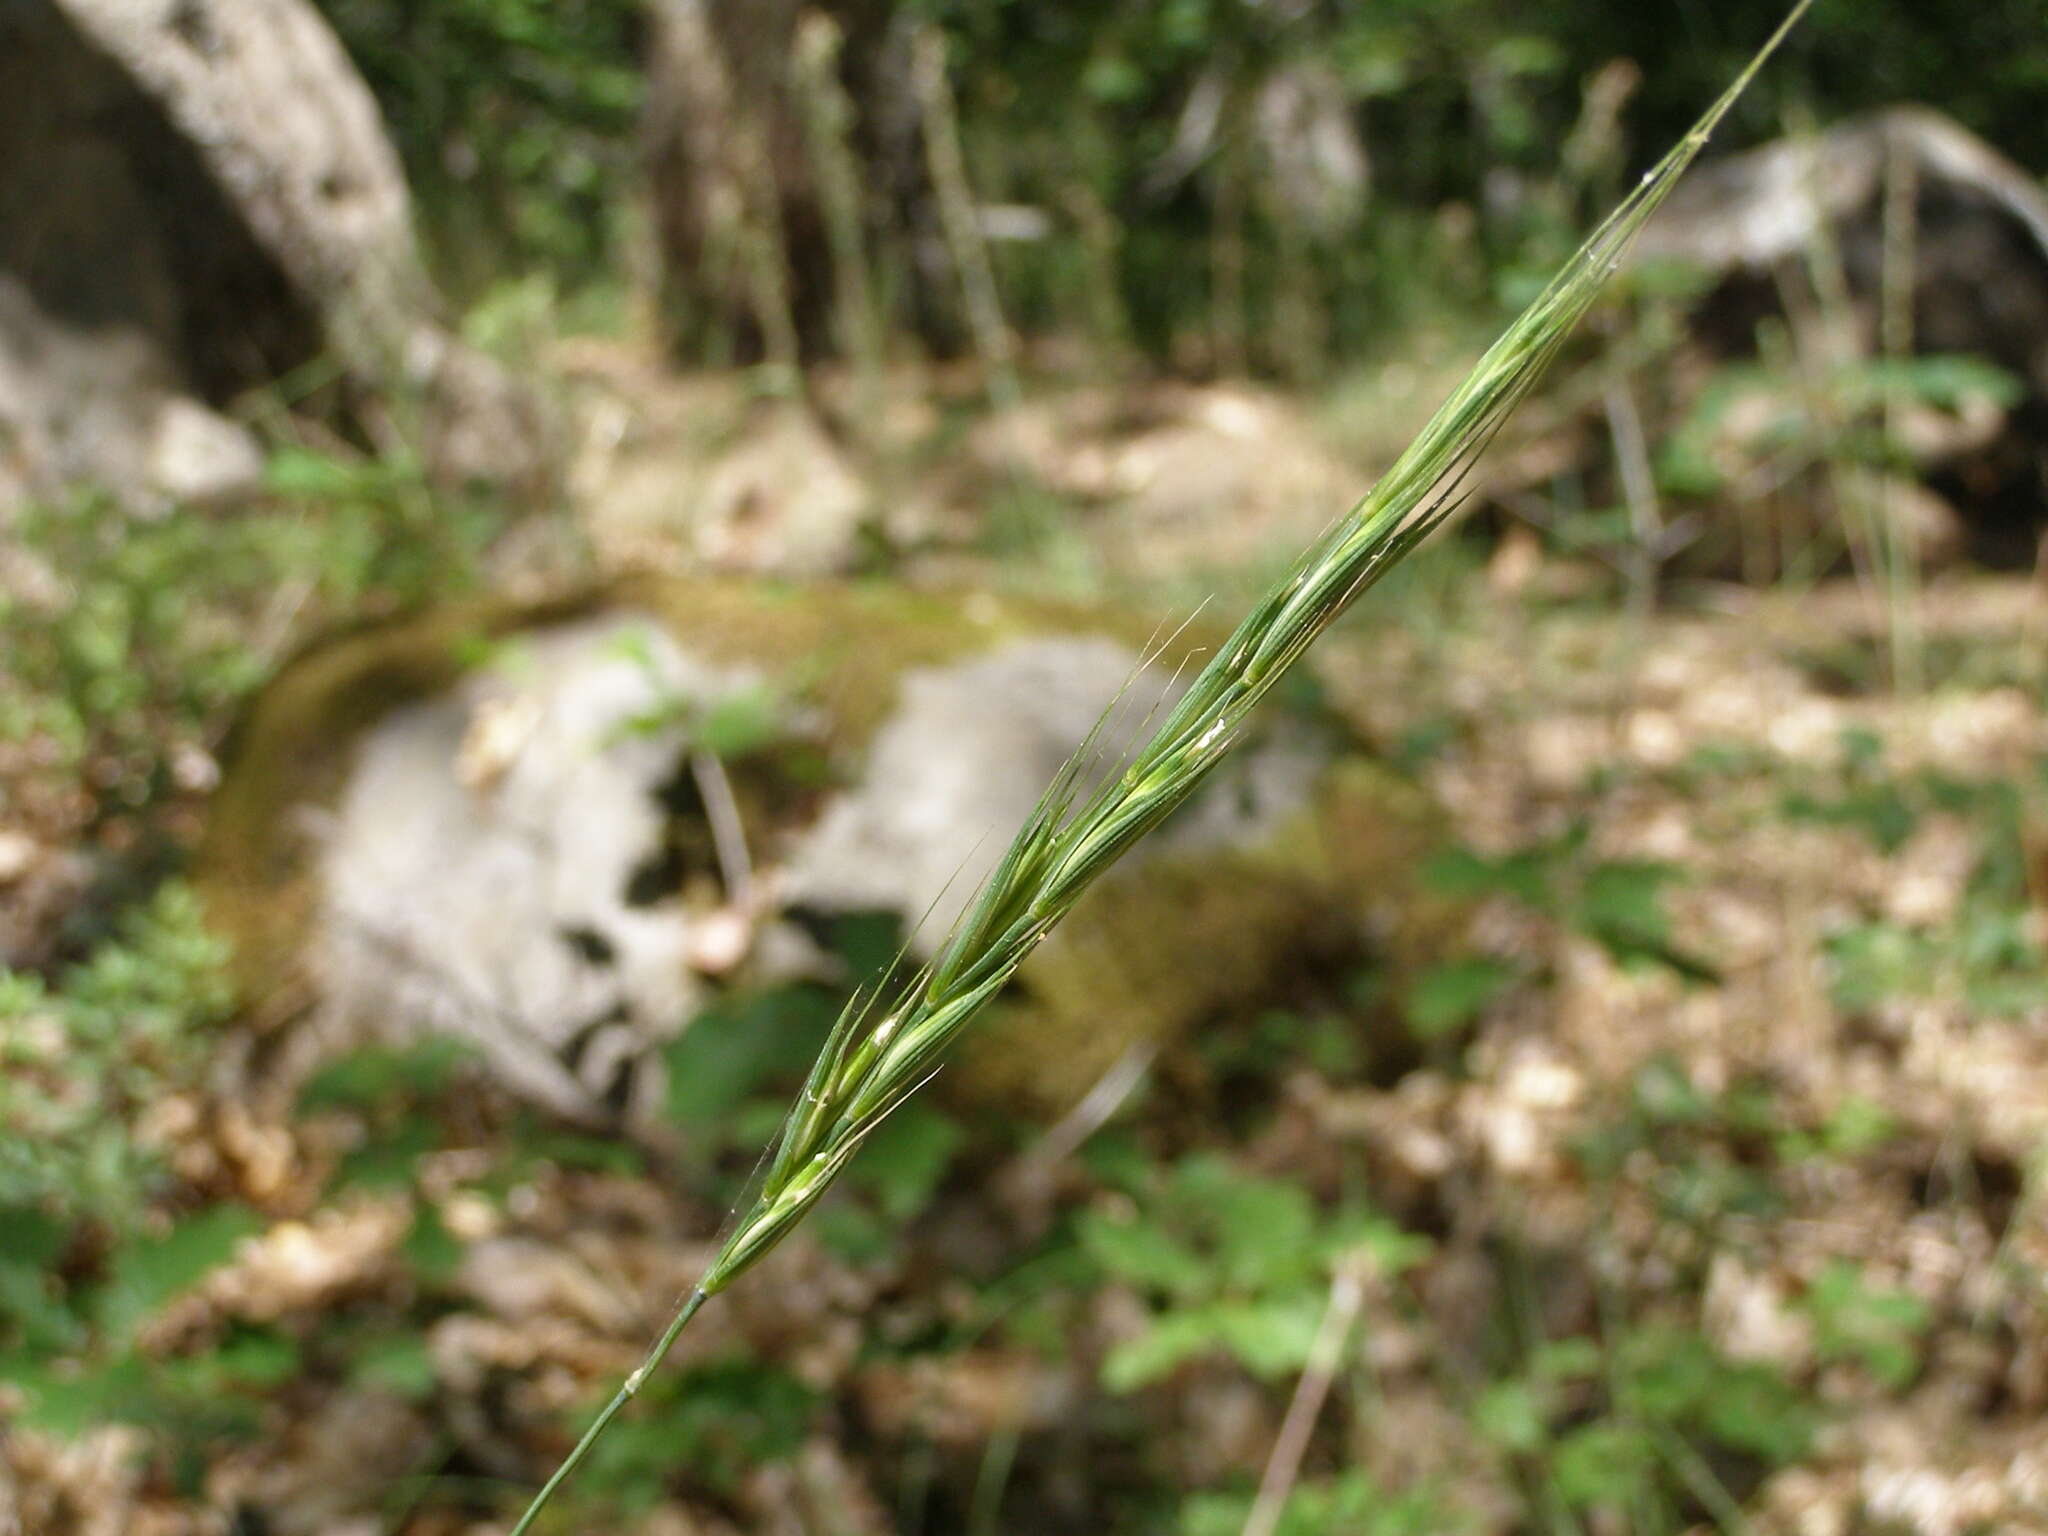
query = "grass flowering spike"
(505, 6, 1811, 1528)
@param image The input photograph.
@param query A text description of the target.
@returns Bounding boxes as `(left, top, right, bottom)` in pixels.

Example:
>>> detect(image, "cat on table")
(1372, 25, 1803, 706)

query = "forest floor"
(7, 352, 2048, 1536)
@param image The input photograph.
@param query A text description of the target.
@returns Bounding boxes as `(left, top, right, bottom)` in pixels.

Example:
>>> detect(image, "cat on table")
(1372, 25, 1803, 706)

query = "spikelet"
(509, 8, 1813, 1528)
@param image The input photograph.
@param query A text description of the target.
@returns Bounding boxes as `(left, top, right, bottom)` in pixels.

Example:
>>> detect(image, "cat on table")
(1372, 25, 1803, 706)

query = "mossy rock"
(196, 576, 1461, 1127)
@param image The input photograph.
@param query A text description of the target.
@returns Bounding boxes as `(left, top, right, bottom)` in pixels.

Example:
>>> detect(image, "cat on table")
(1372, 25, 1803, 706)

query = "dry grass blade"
(506, 7, 1812, 1528)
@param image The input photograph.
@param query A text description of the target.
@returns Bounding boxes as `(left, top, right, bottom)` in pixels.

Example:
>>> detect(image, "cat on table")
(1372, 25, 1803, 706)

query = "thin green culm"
(506, 5, 1813, 1528)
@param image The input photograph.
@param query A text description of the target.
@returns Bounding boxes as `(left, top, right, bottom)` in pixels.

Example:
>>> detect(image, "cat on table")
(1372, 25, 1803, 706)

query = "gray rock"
(305, 615, 1327, 1128)
(785, 635, 1325, 947)
(314, 615, 751, 1125)
(1639, 108, 2048, 327)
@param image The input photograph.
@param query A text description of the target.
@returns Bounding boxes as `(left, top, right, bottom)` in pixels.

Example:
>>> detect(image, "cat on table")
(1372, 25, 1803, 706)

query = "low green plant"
(607, 624, 802, 760)
(260, 445, 507, 605)
(0, 499, 273, 812)
(1817, 764, 2048, 1019)
(575, 1354, 818, 1513)
(1513, 1060, 1842, 1531)
(1657, 352, 2023, 507)
(1080, 1155, 1426, 1392)
(0, 884, 287, 1464)
(0, 883, 231, 1232)
(1, 454, 506, 830)
(320, 0, 644, 299)
(1180, 1470, 1457, 1536)
(1574, 1056, 1791, 1238)
(506, 14, 1813, 1526)
(1477, 1326, 1814, 1529)
(1799, 1260, 1930, 1389)
(1423, 831, 1717, 984)
(1403, 955, 1518, 1041)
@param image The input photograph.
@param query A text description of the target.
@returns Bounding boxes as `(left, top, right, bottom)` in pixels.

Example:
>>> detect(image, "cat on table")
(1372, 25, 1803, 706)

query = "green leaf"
(1422, 846, 1549, 906)
(1576, 861, 1719, 981)
(1529, 1338, 1603, 1380)
(1475, 1379, 1549, 1454)
(1079, 1205, 1208, 1297)
(170, 1325, 301, 1393)
(1690, 1363, 1816, 1462)
(819, 911, 911, 991)
(97, 1205, 262, 1341)
(695, 686, 789, 759)
(299, 1038, 477, 1112)
(1210, 1293, 1327, 1379)
(1801, 1261, 1930, 1389)
(512, 1126, 647, 1177)
(9, 1350, 152, 1436)
(1630, 1053, 1713, 1126)
(845, 1102, 964, 1221)
(1783, 1095, 1898, 1161)
(813, 1200, 890, 1264)
(0, 1207, 70, 1268)
(0, 1244, 80, 1353)
(1102, 1308, 1228, 1392)
(1824, 922, 1932, 1013)
(333, 1116, 443, 1192)
(1103, 1292, 1327, 1391)
(264, 447, 373, 499)
(663, 987, 838, 1128)
(1848, 353, 2023, 413)
(1404, 957, 1515, 1039)
(1781, 784, 1919, 854)
(1180, 1471, 1451, 1536)
(1551, 1421, 1658, 1512)
(581, 1355, 816, 1503)
(352, 1335, 439, 1400)
(1624, 1327, 1812, 1461)
(1577, 860, 1679, 949)
(403, 1202, 465, 1283)
(1320, 1210, 1433, 1277)
(1169, 1157, 1320, 1293)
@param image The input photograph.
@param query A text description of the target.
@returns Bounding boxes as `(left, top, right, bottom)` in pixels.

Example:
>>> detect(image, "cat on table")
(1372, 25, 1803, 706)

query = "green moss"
(196, 589, 601, 999)
(962, 758, 1455, 1110)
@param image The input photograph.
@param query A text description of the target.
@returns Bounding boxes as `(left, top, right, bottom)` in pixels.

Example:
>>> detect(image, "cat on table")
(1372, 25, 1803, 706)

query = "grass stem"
(506, 1289, 706, 1536)
(502, 8, 1812, 1526)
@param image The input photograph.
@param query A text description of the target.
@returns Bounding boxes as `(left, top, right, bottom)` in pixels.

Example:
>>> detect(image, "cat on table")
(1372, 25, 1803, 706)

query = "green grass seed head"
(506, 6, 1814, 1527)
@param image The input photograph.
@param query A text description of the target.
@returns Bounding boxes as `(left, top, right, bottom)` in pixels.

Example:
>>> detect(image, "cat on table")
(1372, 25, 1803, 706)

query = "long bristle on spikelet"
(507, 8, 1812, 1529)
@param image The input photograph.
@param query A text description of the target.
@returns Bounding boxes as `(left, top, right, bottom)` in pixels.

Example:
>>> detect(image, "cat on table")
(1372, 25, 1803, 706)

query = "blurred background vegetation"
(329, 0, 2048, 362)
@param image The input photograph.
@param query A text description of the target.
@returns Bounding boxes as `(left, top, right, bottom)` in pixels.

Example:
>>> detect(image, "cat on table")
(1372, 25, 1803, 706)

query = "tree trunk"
(0, 0, 551, 512)
(643, 0, 923, 366)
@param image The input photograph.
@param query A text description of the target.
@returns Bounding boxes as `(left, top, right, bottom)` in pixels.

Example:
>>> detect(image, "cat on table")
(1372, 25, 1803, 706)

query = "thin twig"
(1242, 1257, 1369, 1536)
(689, 749, 754, 910)
(1878, 131, 1924, 694)
(1603, 375, 1663, 620)
(1001, 1038, 1158, 1198)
